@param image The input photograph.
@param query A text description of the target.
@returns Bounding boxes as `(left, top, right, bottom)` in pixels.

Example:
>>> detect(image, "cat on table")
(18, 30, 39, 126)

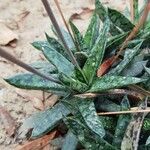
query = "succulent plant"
(0, 0, 150, 149)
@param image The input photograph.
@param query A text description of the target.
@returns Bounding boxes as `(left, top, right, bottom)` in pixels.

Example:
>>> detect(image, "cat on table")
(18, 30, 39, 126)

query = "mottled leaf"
(69, 20, 87, 52)
(95, 0, 120, 35)
(112, 96, 131, 148)
(121, 57, 147, 77)
(88, 76, 146, 92)
(108, 8, 134, 32)
(41, 44, 74, 77)
(59, 74, 88, 93)
(121, 98, 148, 150)
(62, 130, 78, 150)
(84, 13, 100, 50)
(5, 73, 65, 92)
(74, 52, 88, 68)
(144, 66, 150, 75)
(30, 61, 57, 74)
(83, 18, 110, 84)
(18, 103, 70, 139)
(32, 41, 49, 51)
(106, 32, 128, 55)
(77, 100, 105, 138)
(133, 0, 139, 21)
(108, 42, 143, 75)
(64, 117, 116, 150)
(45, 33, 71, 61)
(146, 136, 150, 146)
(52, 26, 75, 50)
(95, 97, 121, 112)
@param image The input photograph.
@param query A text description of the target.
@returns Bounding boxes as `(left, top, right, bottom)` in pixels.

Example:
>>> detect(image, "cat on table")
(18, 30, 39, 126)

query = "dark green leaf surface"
(45, 34, 71, 61)
(106, 32, 128, 54)
(84, 13, 100, 50)
(108, 42, 143, 75)
(60, 74, 88, 93)
(18, 103, 70, 139)
(62, 130, 78, 150)
(121, 57, 147, 77)
(42, 44, 74, 77)
(108, 8, 134, 32)
(5, 73, 65, 91)
(69, 20, 87, 52)
(133, 0, 139, 21)
(112, 96, 131, 148)
(95, 98, 121, 112)
(95, 0, 120, 35)
(89, 76, 146, 92)
(77, 100, 105, 138)
(65, 117, 116, 150)
(83, 18, 110, 84)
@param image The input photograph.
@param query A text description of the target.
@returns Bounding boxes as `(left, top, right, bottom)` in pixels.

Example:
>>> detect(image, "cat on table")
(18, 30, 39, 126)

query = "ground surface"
(0, 0, 142, 149)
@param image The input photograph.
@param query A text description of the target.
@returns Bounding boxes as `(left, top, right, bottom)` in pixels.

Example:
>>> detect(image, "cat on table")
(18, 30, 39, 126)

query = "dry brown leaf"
(0, 23, 18, 46)
(97, 56, 115, 77)
(0, 106, 17, 137)
(70, 7, 94, 21)
(16, 131, 57, 150)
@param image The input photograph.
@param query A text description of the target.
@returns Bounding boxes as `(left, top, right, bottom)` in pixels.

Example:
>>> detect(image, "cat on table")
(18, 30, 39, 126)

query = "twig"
(41, 0, 79, 67)
(54, 0, 80, 51)
(0, 47, 60, 83)
(97, 109, 150, 116)
(74, 89, 144, 99)
(130, 0, 134, 22)
(111, 1, 150, 65)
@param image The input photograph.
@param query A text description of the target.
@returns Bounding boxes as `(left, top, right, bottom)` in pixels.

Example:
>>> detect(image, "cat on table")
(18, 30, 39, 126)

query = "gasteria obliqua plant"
(1, 0, 150, 149)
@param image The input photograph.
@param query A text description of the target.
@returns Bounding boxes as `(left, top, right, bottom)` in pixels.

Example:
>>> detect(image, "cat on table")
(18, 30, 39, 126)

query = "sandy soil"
(0, 0, 142, 149)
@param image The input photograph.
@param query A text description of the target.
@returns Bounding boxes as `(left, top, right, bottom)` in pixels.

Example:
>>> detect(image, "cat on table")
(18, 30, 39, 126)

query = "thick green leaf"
(108, 42, 143, 75)
(112, 96, 131, 148)
(32, 41, 49, 51)
(121, 56, 147, 77)
(106, 32, 128, 54)
(18, 103, 70, 139)
(64, 117, 116, 150)
(143, 118, 150, 131)
(74, 52, 88, 68)
(95, 0, 120, 35)
(69, 20, 87, 52)
(144, 66, 150, 75)
(45, 34, 71, 61)
(5, 73, 65, 91)
(84, 13, 100, 50)
(77, 100, 105, 138)
(88, 76, 146, 92)
(59, 74, 88, 93)
(108, 8, 134, 32)
(62, 130, 78, 150)
(41, 44, 74, 77)
(146, 136, 150, 146)
(30, 61, 57, 74)
(83, 18, 110, 84)
(52, 26, 75, 50)
(95, 98, 121, 112)
(133, 0, 139, 22)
